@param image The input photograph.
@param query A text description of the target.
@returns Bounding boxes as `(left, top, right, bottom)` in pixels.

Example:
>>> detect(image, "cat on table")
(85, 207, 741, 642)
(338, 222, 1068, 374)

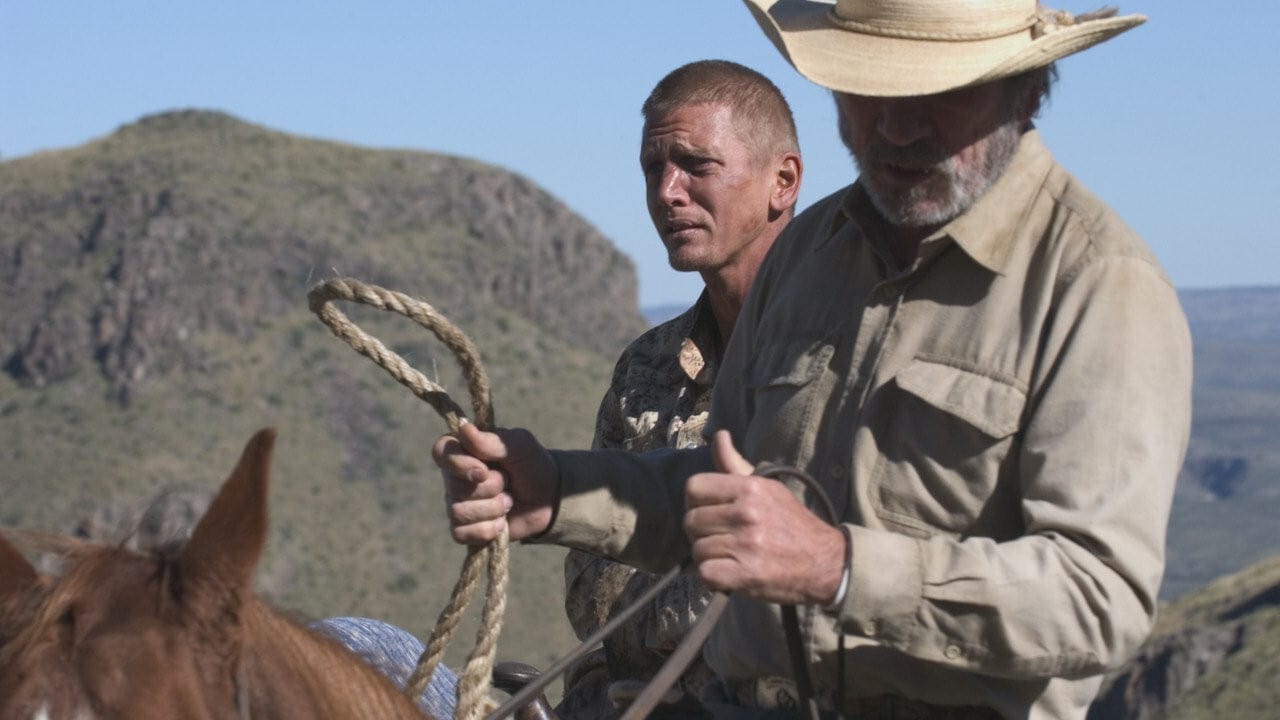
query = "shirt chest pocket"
(870, 358, 1027, 538)
(743, 339, 835, 464)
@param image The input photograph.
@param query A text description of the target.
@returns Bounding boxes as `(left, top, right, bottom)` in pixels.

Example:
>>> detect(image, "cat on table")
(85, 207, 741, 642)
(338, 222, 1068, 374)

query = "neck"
(243, 602, 428, 719)
(887, 224, 937, 270)
(857, 200, 937, 272)
(700, 219, 786, 344)
(703, 275, 744, 347)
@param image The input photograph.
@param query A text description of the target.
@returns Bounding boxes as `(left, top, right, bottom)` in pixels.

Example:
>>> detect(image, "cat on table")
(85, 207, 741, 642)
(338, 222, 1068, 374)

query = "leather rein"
(487, 462, 841, 720)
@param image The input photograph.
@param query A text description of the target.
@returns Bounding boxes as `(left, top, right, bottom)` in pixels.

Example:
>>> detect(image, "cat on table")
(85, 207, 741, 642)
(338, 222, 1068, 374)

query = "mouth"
(875, 162, 936, 185)
(662, 219, 704, 239)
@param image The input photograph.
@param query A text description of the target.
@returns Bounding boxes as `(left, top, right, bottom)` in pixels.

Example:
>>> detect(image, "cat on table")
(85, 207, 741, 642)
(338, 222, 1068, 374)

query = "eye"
(686, 160, 715, 177)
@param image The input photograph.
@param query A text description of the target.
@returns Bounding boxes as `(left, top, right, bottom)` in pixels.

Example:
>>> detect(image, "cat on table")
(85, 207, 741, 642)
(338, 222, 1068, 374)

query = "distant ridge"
(1179, 285, 1280, 343)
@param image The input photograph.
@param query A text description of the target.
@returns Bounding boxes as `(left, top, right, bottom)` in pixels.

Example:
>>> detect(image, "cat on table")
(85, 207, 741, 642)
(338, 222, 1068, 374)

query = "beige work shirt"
(544, 131, 1193, 719)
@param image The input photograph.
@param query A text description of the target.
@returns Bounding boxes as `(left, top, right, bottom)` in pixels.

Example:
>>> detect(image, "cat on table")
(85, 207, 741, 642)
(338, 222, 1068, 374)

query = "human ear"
(770, 152, 803, 213)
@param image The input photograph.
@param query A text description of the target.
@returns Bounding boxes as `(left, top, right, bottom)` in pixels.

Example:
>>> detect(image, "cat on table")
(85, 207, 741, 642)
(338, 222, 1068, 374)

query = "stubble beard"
(663, 233, 707, 272)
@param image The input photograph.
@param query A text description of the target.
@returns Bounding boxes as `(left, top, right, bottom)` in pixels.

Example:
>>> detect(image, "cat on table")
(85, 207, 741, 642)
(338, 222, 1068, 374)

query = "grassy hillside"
(1090, 556, 1280, 719)
(1155, 557, 1280, 719)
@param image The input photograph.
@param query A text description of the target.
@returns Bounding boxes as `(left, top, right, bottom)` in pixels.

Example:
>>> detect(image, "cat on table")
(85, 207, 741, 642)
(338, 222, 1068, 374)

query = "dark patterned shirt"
(559, 291, 720, 719)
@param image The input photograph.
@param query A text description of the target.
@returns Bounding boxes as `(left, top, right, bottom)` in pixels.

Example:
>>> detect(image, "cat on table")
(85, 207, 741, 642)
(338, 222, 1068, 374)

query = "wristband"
(825, 524, 853, 610)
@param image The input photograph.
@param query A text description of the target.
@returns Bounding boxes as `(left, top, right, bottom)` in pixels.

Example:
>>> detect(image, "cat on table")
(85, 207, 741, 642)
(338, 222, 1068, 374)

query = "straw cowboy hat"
(743, 0, 1145, 97)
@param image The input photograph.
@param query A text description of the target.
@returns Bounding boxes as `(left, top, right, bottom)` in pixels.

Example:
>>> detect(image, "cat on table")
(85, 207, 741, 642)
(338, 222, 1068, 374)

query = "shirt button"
(863, 620, 877, 637)
(944, 645, 962, 660)
(831, 464, 845, 478)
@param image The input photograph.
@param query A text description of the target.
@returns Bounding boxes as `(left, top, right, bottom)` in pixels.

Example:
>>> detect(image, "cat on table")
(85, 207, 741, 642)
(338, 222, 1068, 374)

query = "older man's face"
(835, 78, 1030, 229)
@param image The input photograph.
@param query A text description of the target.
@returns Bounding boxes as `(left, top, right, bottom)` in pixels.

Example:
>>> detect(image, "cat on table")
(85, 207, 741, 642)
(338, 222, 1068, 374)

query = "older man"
(437, 2, 1192, 718)
(559, 59, 801, 720)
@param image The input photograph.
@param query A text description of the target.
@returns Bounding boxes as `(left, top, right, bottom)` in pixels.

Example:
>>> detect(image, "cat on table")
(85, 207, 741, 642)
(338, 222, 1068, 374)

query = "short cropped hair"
(642, 60, 799, 164)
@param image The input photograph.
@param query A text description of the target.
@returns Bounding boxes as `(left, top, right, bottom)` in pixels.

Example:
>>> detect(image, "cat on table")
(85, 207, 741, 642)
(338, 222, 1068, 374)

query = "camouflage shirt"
(559, 291, 720, 719)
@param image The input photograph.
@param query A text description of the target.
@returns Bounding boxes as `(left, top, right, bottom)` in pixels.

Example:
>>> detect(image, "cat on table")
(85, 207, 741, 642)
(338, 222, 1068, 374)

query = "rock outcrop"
(0, 109, 645, 398)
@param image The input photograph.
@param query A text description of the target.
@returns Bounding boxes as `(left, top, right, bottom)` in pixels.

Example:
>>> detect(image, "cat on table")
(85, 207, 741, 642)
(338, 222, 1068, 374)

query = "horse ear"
(0, 531, 39, 603)
(181, 428, 276, 593)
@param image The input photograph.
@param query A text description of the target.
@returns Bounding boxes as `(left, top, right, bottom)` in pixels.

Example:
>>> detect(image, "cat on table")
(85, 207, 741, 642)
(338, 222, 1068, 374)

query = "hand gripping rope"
(309, 278, 504, 720)
(490, 463, 843, 720)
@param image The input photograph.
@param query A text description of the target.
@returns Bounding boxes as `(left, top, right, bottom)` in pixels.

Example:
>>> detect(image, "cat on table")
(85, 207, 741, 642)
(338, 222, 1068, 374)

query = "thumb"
(710, 430, 754, 476)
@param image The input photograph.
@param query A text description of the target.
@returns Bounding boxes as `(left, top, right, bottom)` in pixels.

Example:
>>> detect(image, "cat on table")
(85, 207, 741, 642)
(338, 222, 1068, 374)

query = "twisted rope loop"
(308, 277, 506, 720)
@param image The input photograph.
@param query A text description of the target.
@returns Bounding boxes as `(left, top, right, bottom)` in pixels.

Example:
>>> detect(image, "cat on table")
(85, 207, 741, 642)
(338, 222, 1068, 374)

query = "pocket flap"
(895, 359, 1026, 438)
(747, 340, 835, 389)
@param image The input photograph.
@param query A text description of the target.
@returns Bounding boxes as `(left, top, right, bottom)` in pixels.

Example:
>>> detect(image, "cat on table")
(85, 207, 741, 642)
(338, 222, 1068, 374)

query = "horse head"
(0, 429, 431, 719)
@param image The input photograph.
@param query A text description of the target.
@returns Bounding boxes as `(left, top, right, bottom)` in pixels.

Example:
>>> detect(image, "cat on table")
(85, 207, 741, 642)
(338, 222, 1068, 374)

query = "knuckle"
(451, 523, 493, 546)
(740, 526, 766, 554)
(682, 508, 701, 535)
(742, 475, 768, 498)
(696, 563, 723, 592)
(446, 504, 465, 525)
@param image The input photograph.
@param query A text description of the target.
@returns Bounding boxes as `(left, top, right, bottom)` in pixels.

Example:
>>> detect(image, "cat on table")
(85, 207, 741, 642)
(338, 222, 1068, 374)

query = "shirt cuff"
(537, 449, 625, 553)
(836, 525, 924, 636)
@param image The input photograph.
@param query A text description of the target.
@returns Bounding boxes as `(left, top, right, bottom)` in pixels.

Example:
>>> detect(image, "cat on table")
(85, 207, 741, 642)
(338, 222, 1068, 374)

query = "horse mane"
(0, 528, 156, 655)
(242, 599, 436, 718)
(0, 535, 53, 652)
(0, 543, 113, 668)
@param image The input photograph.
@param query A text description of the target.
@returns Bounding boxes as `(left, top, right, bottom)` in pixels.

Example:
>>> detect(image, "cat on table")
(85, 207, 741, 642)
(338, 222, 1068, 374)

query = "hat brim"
(744, 0, 1145, 97)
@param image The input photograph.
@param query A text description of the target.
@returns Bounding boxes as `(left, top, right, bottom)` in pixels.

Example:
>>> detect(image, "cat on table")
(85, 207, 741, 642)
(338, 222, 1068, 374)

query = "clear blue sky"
(3, 1, 1276, 307)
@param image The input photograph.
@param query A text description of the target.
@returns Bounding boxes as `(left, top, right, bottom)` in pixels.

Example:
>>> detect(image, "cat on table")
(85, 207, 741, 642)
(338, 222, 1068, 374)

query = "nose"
(875, 97, 931, 147)
(652, 163, 689, 208)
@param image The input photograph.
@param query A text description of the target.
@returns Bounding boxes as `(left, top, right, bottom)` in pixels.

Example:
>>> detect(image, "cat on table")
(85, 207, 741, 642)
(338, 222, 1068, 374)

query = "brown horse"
(0, 429, 435, 720)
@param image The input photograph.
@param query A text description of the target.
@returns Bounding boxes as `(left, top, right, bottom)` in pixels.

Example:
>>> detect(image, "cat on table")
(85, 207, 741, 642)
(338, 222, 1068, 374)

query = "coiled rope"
(308, 277, 505, 720)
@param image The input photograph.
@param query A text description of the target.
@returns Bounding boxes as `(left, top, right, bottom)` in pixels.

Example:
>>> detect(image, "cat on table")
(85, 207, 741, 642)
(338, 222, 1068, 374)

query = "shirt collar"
(940, 129, 1054, 274)
(679, 290, 720, 386)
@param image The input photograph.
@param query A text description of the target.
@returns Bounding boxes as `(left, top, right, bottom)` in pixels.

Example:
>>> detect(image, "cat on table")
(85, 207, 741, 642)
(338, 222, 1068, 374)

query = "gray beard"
(855, 119, 1023, 229)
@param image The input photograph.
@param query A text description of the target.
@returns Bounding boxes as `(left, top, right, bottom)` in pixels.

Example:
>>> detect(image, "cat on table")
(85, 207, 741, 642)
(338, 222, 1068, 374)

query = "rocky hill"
(0, 109, 646, 670)
(1089, 555, 1280, 719)
(1, 109, 643, 392)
